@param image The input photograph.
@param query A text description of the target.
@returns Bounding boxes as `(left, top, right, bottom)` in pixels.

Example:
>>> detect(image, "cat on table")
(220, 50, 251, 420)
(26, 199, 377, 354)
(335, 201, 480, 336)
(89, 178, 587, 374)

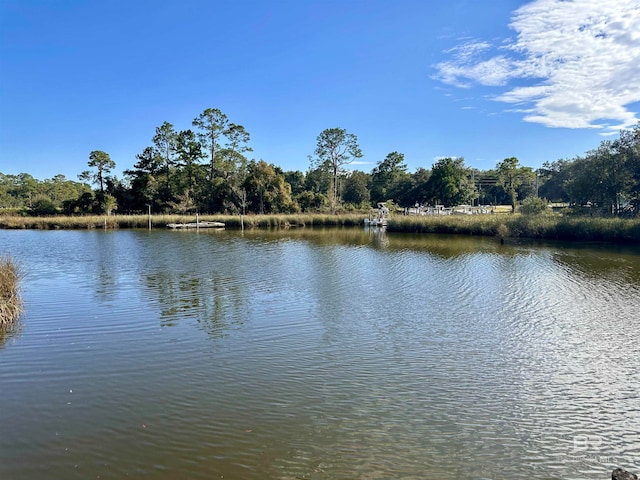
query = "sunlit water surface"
(1, 228, 639, 479)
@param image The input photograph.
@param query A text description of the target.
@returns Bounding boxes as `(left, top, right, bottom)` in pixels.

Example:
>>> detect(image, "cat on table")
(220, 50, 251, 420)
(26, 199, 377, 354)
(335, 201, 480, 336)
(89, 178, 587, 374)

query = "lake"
(1, 228, 639, 479)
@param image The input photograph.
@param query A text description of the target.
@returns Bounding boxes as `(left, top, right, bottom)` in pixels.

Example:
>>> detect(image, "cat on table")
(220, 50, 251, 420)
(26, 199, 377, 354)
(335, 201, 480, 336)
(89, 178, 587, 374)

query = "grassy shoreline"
(1, 212, 640, 243)
(387, 214, 640, 243)
(0, 257, 22, 329)
(0, 213, 366, 230)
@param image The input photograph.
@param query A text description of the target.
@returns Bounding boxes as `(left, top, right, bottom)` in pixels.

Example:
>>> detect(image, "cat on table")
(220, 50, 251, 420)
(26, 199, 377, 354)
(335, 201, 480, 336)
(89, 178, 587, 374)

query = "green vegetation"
(519, 197, 550, 215)
(1, 107, 639, 228)
(0, 257, 22, 329)
(1, 210, 639, 243)
(496, 157, 534, 212)
(387, 214, 640, 243)
(426, 157, 476, 207)
(0, 213, 366, 230)
(311, 127, 363, 210)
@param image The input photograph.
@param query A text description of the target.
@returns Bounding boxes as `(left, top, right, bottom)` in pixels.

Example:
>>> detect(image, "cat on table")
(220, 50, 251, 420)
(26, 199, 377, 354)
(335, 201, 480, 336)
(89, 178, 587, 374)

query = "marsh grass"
(387, 215, 507, 236)
(0, 213, 366, 230)
(387, 214, 640, 243)
(0, 257, 22, 329)
(2, 212, 640, 242)
(232, 213, 365, 228)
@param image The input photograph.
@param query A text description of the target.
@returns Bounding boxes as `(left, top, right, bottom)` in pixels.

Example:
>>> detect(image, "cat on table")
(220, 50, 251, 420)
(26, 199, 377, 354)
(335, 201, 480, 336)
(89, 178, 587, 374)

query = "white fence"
(404, 205, 494, 216)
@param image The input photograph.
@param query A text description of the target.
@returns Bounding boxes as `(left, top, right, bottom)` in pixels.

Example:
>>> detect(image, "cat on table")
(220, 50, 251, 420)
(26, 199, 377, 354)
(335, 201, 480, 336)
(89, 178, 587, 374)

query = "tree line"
(1, 107, 639, 217)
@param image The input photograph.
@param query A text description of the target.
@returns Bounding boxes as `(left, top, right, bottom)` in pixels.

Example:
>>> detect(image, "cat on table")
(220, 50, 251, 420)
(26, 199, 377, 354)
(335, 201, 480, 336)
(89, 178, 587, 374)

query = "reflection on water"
(0, 228, 639, 479)
(552, 245, 640, 284)
(0, 320, 21, 351)
(145, 271, 247, 335)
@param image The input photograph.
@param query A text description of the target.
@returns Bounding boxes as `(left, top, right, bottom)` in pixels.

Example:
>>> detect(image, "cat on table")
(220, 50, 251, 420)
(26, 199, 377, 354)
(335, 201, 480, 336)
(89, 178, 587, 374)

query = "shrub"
(28, 195, 58, 216)
(519, 197, 549, 215)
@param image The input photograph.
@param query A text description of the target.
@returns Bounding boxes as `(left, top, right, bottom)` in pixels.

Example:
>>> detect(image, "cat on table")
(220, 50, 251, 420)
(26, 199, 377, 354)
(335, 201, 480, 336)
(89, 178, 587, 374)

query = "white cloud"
(435, 0, 640, 133)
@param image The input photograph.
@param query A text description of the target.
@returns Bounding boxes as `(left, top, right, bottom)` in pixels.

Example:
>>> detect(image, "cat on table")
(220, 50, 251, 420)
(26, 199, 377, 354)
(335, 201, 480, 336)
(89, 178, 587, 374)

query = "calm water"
(1, 228, 639, 479)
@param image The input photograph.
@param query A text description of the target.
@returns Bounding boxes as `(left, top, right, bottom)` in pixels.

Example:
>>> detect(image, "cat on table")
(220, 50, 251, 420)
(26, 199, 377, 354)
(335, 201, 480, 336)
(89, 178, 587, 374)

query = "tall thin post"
(241, 189, 246, 232)
(148, 205, 152, 230)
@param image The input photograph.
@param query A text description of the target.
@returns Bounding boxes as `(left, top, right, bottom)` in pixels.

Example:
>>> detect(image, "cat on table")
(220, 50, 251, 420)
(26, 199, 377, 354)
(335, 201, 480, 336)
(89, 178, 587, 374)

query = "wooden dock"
(167, 221, 225, 229)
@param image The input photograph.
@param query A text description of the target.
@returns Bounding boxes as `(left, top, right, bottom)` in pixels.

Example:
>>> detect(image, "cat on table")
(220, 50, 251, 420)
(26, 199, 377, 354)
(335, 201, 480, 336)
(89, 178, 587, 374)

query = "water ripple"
(1, 230, 639, 479)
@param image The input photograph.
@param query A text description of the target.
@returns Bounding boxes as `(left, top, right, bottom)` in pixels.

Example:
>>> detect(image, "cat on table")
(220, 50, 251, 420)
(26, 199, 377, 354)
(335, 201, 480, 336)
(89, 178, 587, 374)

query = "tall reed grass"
(1, 212, 640, 243)
(0, 257, 22, 328)
(387, 214, 640, 243)
(0, 213, 366, 230)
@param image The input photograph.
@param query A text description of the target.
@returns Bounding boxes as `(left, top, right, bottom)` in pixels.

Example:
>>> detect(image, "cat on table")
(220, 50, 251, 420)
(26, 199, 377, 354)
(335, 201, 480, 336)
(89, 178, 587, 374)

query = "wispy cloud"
(434, 0, 640, 134)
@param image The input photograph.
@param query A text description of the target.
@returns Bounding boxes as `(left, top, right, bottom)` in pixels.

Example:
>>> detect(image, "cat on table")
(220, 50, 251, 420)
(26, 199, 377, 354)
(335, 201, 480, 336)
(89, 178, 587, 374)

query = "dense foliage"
(1, 108, 639, 217)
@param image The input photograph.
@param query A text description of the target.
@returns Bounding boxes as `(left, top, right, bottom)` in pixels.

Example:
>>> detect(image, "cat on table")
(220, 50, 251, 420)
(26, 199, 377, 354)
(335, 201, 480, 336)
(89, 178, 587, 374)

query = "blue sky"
(1, 0, 639, 181)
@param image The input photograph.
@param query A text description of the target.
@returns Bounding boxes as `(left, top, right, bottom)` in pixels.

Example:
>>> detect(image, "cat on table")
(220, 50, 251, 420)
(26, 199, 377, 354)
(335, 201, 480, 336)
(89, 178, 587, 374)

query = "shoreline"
(1, 212, 640, 244)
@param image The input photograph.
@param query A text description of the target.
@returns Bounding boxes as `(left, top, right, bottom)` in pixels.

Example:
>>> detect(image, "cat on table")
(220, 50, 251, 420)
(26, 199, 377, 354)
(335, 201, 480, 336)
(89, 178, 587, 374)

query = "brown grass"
(387, 213, 640, 243)
(0, 213, 366, 230)
(0, 257, 22, 328)
(2, 211, 640, 243)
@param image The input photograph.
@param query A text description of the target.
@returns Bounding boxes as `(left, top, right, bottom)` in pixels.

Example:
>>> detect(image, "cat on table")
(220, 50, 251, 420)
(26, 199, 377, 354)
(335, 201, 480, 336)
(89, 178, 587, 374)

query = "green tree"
(124, 146, 164, 212)
(192, 108, 252, 213)
(605, 132, 638, 214)
(616, 125, 640, 212)
(283, 170, 306, 196)
(42, 174, 90, 206)
(83, 150, 115, 193)
(311, 128, 363, 209)
(192, 108, 229, 181)
(16, 173, 39, 206)
(515, 166, 537, 201)
(98, 192, 118, 215)
(404, 167, 432, 206)
(105, 176, 134, 213)
(0, 174, 16, 207)
(296, 191, 327, 212)
(343, 170, 371, 206)
(560, 125, 640, 215)
(153, 121, 178, 199)
(244, 160, 296, 214)
(63, 191, 97, 214)
(225, 123, 252, 157)
(425, 157, 474, 207)
(0, 173, 89, 209)
(369, 151, 408, 202)
(28, 194, 58, 215)
(496, 157, 522, 212)
(581, 141, 631, 215)
(538, 159, 572, 202)
(563, 157, 594, 209)
(175, 129, 204, 202)
(304, 165, 331, 195)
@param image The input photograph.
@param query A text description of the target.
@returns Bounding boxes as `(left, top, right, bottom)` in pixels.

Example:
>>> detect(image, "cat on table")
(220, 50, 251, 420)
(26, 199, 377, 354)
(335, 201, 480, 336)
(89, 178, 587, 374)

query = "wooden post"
(148, 205, 152, 230)
(241, 189, 246, 232)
